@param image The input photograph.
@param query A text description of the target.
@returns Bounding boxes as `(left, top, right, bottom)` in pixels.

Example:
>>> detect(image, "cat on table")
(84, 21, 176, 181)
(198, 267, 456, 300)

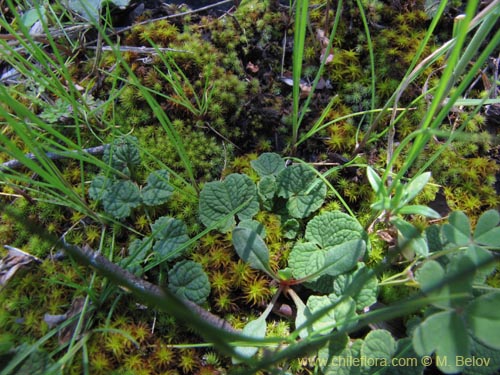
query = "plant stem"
(0, 145, 107, 172)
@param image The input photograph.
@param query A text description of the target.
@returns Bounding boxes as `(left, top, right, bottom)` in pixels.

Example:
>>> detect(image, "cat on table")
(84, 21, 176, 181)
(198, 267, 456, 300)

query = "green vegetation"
(1, 0, 500, 374)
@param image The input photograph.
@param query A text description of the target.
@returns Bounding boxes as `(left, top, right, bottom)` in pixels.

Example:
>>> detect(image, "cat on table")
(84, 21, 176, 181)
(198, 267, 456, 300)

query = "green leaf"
(128, 237, 152, 264)
(282, 218, 300, 239)
(257, 175, 276, 204)
(103, 136, 141, 176)
(333, 264, 378, 310)
(250, 152, 285, 177)
(306, 295, 356, 334)
(392, 217, 428, 258)
(465, 292, 500, 350)
(168, 260, 210, 304)
(473, 210, 500, 247)
(464, 245, 495, 284)
(289, 239, 365, 281)
(386, 338, 425, 375)
(464, 336, 500, 375)
(361, 330, 397, 370)
(21, 8, 45, 28)
(237, 220, 266, 239)
(88, 175, 111, 201)
(317, 334, 349, 371)
(400, 172, 431, 206)
(232, 227, 274, 277)
(3, 344, 55, 375)
(286, 181, 327, 218)
(305, 211, 365, 248)
(233, 316, 267, 361)
(366, 166, 385, 195)
(276, 163, 322, 193)
(101, 180, 141, 219)
(415, 258, 473, 309)
(275, 164, 327, 218)
(67, 0, 131, 22)
(199, 173, 259, 233)
(320, 338, 362, 375)
(293, 292, 310, 339)
(141, 170, 173, 206)
(426, 224, 448, 253)
(277, 268, 293, 281)
(304, 274, 335, 294)
(412, 310, 470, 374)
(398, 204, 441, 218)
(442, 211, 471, 246)
(151, 217, 190, 260)
(415, 260, 449, 308)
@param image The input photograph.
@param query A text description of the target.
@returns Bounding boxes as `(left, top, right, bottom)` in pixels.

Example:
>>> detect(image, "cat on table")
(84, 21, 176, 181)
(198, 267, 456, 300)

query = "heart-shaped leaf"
(442, 211, 471, 246)
(465, 292, 500, 350)
(101, 180, 141, 219)
(412, 310, 470, 374)
(306, 211, 366, 249)
(168, 260, 210, 304)
(250, 152, 285, 177)
(473, 209, 500, 247)
(199, 173, 259, 233)
(361, 330, 397, 369)
(103, 136, 140, 176)
(289, 239, 365, 281)
(141, 170, 173, 206)
(151, 217, 190, 260)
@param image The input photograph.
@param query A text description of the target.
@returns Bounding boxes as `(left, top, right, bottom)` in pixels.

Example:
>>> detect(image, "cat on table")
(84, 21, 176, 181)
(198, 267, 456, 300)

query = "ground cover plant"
(0, 0, 500, 374)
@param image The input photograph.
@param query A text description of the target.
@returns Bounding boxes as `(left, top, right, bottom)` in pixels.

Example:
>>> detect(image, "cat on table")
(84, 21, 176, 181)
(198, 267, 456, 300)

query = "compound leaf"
(442, 211, 471, 246)
(101, 180, 141, 219)
(168, 260, 210, 304)
(199, 174, 259, 233)
(392, 217, 429, 257)
(151, 217, 190, 260)
(412, 310, 470, 374)
(141, 170, 173, 206)
(250, 152, 285, 177)
(473, 210, 500, 247)
(465, 292, 500, 350)
(415, 260, 450, 309)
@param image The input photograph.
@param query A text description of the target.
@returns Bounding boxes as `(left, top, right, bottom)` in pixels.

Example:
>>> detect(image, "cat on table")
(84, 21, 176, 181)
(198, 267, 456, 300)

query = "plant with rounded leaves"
(89, 137, 174, 219)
